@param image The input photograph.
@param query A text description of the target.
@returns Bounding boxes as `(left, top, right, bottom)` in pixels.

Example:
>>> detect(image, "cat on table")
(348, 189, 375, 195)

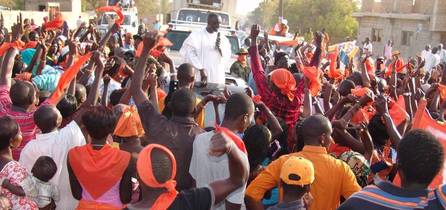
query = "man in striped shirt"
(338, 130, 445, 210)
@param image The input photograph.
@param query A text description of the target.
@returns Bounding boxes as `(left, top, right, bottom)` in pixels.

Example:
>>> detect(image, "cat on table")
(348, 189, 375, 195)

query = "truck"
(96, 5, 139, 35)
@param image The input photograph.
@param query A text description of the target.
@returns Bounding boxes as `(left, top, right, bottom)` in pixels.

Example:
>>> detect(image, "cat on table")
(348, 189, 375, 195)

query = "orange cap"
(280, 156, 314, 186)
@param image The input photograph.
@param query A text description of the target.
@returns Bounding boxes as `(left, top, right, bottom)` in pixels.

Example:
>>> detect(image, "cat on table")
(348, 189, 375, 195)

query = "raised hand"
(11, 14, 23, 41)
(103, 74, 111, 86)
(375, 95, 389, 115)
(92, 51, 104, 70)
(250, 24, 260, 39)
(209, 132, 234, 157)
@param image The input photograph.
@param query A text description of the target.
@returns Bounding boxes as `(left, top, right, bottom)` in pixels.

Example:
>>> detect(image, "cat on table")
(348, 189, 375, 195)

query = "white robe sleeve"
(180, 32, 204, 70)
(221, 35, 232, 59)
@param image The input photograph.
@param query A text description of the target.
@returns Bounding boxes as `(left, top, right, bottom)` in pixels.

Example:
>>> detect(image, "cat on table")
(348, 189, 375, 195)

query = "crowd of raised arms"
(0, 10, 445, 210)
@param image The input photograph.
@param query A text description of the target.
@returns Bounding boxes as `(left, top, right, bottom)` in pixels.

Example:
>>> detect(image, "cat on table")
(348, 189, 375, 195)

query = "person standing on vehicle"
(180, 13, 231, 86)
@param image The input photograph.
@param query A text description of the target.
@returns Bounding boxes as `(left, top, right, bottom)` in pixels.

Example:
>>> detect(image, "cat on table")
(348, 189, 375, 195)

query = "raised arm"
(0, 19, 22, 87)
(130, 32, 157, 106)
(101, 74, 111, 107)
(249, 24, 271, 99)
(257, 101, 283, 139)
(208, 132, 249, 205)
(361, 57, 372, 88)
(375, 95, 401, 148)
(85, 52, 104, 106)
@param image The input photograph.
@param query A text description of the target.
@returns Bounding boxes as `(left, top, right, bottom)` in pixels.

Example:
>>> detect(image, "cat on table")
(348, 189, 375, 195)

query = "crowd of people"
(0, 9, 445, 210)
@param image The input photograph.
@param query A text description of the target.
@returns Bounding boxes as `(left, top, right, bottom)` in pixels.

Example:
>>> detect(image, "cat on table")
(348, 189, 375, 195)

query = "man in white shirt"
(20, 105, 85, 210)
(424, 47, 441, 73)
(421, 45, 431, 60)
(180, 13, 231, 86)
(438, 44, 446, 64)
(363, 37, 373, 56)
(190, 93, 254, 210)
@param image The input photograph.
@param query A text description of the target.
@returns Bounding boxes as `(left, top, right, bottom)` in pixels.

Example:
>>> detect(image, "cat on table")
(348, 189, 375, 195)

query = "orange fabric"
(14, 72, 32, 81)
(43, 16, 64, 31)
(270, 68, 297, 101)
(157, 88, 167, 112)
(351, 87, 372, 98)
(0, 40, 25, 56)
(96, 6, 124, 25)
(301, 66, 322, 97)
(113, 105, 145, 137)
(76, 200, 121, 210)
(364, 58, 374, 74)
(438, 84, 446, 101)
(68, 144, 131, 199)
(149, 38, 173, 58)
(24, 41, 38, 49)
(389, 96, 407, 126)
(137, 144, 178, 210)
(277, 40, 300, 47)
(394, 99, 446, 189)
(328, 143, 351, 157)
(252, 95, 262, 104)
(327, 51, 344, 80)
(351, 105, 375, 125)
(48, 52, 93, 105)
(215, 125, 247, 154)
(385, 58, 405, 77)
(135, 42, 143, 58)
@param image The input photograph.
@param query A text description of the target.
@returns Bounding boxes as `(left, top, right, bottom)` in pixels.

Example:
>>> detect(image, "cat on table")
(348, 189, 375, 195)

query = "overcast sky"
(236, 0, 262, 15)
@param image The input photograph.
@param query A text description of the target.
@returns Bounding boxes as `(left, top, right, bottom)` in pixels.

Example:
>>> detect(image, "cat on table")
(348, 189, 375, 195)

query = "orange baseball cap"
(280, 157, 315, 186)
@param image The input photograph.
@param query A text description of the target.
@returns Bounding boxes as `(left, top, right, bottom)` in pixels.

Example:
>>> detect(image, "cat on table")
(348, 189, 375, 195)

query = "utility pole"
(279, 0, 283, 17)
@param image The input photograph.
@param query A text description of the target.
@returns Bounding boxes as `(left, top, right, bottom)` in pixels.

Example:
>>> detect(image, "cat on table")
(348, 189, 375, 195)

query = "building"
(25, 0, 82, 14)
(353, 0, 446, 58)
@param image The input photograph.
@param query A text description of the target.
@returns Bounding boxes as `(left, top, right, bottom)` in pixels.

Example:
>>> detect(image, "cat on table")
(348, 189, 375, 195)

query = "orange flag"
(394, 99, 446, 189)
(96, 6, 124, 25)
(327, 51, 344, 80)
(47, 52, 93, 104)
(0, 41, 25, 56)
(43, 16, 64, 31)
(388, 95, 408, 126)
(302, 66, 322, 96)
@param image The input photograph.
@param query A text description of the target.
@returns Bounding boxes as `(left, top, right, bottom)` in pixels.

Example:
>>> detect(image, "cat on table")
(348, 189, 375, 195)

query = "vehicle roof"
(177, 7, 230, 15)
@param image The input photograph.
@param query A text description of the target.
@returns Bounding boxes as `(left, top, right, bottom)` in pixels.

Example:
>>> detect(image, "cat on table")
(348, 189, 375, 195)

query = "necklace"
(91, 144, 106, 147)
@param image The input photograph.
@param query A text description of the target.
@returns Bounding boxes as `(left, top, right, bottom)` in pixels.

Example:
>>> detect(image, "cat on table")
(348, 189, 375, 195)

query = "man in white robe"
(180, 13, 231, 85)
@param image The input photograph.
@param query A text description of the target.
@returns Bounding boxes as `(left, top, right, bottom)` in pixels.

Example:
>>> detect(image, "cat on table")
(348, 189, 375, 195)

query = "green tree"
(0, 0, 23, 9)
(249, 0, 358, 43)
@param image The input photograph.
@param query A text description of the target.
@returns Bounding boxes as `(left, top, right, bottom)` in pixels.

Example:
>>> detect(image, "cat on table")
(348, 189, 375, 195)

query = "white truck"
(96, 7, 139, 35)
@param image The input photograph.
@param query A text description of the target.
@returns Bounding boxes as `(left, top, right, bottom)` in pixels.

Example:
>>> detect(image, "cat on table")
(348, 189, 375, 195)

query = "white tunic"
(180, 28, 231, 84)
(19, 121, 86, 210)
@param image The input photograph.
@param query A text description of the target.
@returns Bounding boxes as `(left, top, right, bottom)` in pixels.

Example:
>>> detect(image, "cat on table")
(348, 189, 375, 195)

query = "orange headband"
(270, 68, 297, 101)
(137, 144, 178, 210)
(113, 105, 145, 137)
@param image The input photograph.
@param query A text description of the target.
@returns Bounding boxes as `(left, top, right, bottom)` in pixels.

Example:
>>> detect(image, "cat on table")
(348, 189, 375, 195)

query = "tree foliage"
(248, 0, 359, 43)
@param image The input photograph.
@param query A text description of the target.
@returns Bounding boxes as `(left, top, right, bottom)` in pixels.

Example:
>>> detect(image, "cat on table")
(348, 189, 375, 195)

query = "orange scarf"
(301, 66, 322, 97)
(68, 144, 131, 199)
(48, 52, 93, 104)
(43, 16, 64, 31)
(351, 87, 372, 98)
(215, 125, 247, 154)
(270, 68, 297, 101)
(76, 200, 121, 210)
(96, 6, 124, 25)
(137, 144, 178, 210)
(113, 105, 145, 137)
(0, 40, 25, 56)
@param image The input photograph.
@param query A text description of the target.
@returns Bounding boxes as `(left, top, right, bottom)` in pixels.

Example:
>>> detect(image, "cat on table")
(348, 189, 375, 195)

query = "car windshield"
(177, 10, 229, 26)
(166, 31, 239, 55)
(100, 14, 131, 25)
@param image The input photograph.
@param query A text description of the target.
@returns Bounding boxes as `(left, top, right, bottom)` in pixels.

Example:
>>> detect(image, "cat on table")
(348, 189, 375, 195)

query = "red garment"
(0, 85, 38, 160)
(249, 47, 303, 149)
(68, 144, 131, 199)
(24, 41, 38, 49)
(43, 16, 64, 31)
(327, 51, 344, 80)
(385, 58, 405, 77)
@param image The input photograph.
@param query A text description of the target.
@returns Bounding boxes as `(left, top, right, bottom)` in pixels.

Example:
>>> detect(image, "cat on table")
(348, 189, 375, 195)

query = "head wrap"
(113, 105, 145, 137)
(137, 144, 178, 210)
(270, 68, 297, 101)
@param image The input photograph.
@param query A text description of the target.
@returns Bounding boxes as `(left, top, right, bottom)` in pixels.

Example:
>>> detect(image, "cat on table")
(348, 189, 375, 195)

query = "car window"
(177, 10, 230, 26)
(166, 31, 240, 55)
